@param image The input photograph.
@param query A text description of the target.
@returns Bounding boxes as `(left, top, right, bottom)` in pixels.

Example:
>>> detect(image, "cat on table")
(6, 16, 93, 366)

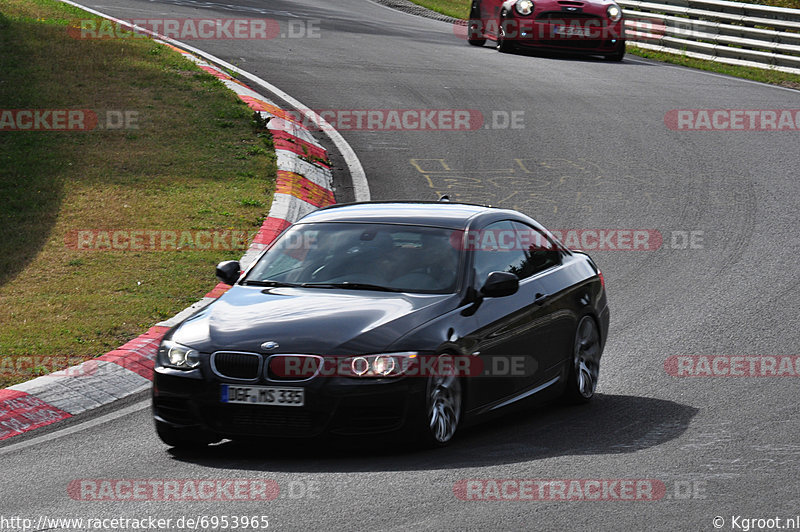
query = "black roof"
(298, 201, 506, 230)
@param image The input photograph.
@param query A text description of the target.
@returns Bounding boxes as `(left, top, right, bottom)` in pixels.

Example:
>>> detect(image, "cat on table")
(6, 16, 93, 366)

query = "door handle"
(533, 293, 549, 305)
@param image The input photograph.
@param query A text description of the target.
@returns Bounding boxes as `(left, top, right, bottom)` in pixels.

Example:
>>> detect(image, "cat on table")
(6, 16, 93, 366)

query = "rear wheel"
(467, 7, 486, 46)
(563, 315, 602, 403)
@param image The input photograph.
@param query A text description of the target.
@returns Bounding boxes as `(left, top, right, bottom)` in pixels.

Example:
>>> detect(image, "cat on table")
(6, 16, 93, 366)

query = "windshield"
(244, 222, 461, 294)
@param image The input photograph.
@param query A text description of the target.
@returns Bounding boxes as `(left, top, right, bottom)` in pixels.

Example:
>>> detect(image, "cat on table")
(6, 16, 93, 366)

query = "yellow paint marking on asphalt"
(411, 157, 657, 216)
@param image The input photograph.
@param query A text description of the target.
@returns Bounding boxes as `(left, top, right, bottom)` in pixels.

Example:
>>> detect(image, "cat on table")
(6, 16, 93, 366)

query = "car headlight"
(157, 340, 201, 370)
(607, 4, 622, 22)
(515, 0, 534, 15)
(345, 352, 417, 378)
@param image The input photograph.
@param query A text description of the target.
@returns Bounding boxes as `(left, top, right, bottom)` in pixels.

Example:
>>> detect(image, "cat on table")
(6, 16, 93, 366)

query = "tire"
(563, 315, 602, 403)
(467, 7, 486, 46)
(605, 41, 626, 61)
(155, 420, 218, 449)
(496, 18, 516, 54)
(416, 354, 463, 447)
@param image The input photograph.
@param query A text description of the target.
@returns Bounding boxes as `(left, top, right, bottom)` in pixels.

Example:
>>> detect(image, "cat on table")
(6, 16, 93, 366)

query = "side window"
(472, 221, 527, 284)
(511, 222, 561, 278)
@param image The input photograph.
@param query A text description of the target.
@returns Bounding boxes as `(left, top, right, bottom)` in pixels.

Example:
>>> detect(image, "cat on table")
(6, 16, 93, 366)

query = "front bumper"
(152, 365, 427, 439)
(503, 18, 625, 52)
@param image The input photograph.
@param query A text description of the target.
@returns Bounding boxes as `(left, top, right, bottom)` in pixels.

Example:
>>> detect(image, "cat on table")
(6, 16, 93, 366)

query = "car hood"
(171, 285, 458, 355)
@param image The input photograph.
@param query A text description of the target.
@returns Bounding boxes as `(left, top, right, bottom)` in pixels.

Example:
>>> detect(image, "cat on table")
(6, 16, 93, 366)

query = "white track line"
(0, 399, 149, 456)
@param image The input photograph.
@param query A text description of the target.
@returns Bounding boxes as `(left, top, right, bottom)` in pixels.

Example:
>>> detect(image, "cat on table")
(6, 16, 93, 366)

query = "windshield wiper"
(241, 280, 302, 287)
(300, 282, 403, 292)
(243, 280, 403, 292)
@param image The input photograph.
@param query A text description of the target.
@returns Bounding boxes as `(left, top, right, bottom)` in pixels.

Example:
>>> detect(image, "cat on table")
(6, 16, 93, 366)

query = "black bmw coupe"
(153, 201, 609, 447)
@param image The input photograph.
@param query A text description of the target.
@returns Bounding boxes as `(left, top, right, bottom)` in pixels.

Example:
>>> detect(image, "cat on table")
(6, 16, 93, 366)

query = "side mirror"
(216, 260, 241, 285)
(480, 271, 519, 298)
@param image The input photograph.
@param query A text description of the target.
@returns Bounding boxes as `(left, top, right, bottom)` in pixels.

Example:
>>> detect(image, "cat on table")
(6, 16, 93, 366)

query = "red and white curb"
(0, 42, 339, 442)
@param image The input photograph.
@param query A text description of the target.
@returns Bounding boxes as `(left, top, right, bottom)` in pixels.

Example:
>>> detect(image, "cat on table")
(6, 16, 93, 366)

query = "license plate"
(554, 26, 589, 37)
(220, 385, 304, 407)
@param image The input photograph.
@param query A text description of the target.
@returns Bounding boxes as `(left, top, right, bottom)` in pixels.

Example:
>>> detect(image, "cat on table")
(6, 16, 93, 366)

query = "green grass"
(628, 45, 800, 89)
(408, 0, 800, 87)
(0, 0, 277, 387)
(410, 0, 470, 18)
(748, 0, 800, 7)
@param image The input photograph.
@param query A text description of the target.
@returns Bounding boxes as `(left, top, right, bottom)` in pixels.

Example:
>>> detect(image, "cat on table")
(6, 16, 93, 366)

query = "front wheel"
(605, 41, 626, 61)
(467, 8, 486, 46)
(416, 355, 463, 447)
(496, 18, 516, 53)
(563, 315, 602, 403)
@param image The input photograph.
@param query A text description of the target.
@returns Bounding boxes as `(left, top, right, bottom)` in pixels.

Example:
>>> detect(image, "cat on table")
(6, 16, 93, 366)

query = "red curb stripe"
(162, 49, 249, 89)
(253, 217, 292, 245)
(100, 351, 153, 380)
(0, 389, 71, 441)
(143, 325, 170, 337)
(199, 65, 233, 81)
(205, 282, 232, 299)
(239, 96, 306, 125)
(275, 170, 335, 208)
(97, 326, 169, 380)
(273, 134, 329, 167)
(161, 42, 188, 54)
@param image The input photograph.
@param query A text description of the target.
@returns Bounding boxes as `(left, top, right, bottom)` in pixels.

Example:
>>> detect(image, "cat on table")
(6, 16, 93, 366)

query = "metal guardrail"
(620, 0, 800, 74)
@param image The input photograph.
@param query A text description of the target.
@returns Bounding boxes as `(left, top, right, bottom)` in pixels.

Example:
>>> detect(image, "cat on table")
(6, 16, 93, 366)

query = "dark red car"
(467, 0, 626, 60)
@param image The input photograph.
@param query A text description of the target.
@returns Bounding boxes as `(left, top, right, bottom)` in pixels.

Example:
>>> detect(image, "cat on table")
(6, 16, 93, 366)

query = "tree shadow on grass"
(0, 15, 67, 288)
